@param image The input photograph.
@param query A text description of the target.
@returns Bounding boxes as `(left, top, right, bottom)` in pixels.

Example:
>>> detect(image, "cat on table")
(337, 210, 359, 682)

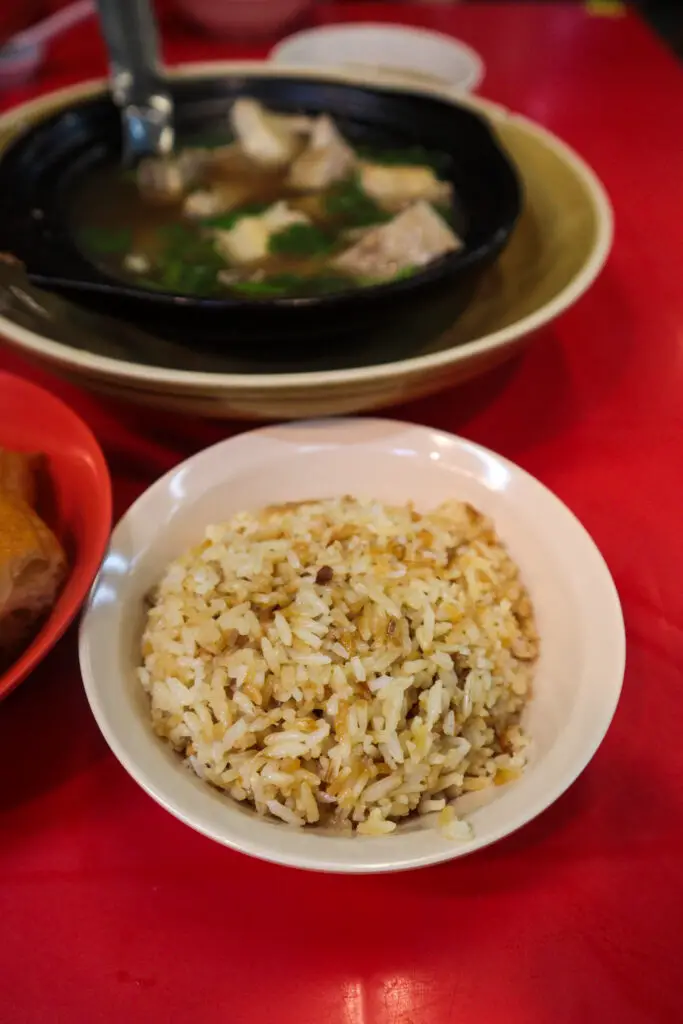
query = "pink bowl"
(172, 0, 315, 39)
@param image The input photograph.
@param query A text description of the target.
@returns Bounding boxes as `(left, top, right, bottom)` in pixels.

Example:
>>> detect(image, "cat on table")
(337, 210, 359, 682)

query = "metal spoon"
(94, 0, 174, 163)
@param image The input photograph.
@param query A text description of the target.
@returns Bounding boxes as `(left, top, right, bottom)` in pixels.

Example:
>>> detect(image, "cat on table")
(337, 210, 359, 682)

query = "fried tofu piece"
(0, 449, 43, 507)
(0, 450, 67, 662)
(358, 162, 453, 213)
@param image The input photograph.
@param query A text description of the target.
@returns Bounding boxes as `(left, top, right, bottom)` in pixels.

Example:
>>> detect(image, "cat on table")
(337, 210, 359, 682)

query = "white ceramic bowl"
(271, 23, 484, 93)
(79, 419, 624, 872)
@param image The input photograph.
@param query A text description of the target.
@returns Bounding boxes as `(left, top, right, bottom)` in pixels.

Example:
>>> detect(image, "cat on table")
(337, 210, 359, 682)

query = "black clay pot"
(0, 74, 522, 355)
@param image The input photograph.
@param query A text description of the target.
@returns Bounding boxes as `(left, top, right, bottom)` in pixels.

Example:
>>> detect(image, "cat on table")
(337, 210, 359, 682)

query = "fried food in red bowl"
(0, 373, 111, 699)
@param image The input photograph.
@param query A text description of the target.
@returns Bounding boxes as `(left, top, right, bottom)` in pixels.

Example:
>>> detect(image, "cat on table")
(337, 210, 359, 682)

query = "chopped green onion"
(268, 223, 334, 257)
(324, 177, 390, 228)
(78, 226, 132, 254)
(392, 264, 418, 281)
(201, 203, 269, 231)
(184, 131, 232, 150)
(228, 272, 353, 299)
(229, 274, 302, 297)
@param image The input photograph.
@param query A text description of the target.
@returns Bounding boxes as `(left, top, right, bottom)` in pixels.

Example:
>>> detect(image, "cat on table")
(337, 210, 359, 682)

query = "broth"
(71, 116, 462, 301)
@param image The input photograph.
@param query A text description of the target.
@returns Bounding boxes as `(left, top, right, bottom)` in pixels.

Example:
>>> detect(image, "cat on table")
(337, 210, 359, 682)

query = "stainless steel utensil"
(95, 0, 174, 162)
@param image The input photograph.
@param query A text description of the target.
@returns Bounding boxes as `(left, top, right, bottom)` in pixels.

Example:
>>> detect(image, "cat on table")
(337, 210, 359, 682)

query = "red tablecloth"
(2, 5, 683, 1022)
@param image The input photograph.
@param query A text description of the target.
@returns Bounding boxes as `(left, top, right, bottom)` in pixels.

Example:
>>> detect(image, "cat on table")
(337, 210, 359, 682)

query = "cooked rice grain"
(138, 497, 538, 837)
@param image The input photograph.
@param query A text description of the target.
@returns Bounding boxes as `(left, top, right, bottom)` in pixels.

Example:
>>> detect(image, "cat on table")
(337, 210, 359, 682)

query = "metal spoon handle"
(95, 0, 174, 161)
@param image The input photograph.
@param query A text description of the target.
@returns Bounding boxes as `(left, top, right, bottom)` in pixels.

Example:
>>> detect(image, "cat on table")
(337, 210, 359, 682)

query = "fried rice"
(138, 497, 538, 838)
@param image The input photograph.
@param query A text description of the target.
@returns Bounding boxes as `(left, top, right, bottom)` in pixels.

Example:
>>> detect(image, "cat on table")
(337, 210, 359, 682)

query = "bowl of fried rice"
(79, 419, 625, 873)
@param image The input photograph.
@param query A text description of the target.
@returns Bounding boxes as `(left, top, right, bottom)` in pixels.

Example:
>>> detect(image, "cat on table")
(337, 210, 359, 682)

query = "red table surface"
(2, 4, 683, 1022)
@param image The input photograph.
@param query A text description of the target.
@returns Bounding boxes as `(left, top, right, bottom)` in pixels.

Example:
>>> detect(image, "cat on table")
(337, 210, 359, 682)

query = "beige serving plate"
(0, 63, 612, 420)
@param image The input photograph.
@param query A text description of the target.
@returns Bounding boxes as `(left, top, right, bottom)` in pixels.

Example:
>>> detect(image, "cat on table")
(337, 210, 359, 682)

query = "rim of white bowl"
(270, 23, 485, 93)
(0, 62, 613, 392)
(79, 418, 626, 873)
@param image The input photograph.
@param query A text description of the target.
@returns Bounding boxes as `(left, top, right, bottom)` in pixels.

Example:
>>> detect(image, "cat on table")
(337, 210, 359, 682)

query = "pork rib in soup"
(73, 99, 463, 300)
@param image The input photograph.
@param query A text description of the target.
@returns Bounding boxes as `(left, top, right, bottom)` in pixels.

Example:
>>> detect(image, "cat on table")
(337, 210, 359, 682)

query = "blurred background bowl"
(0, 64, 612, 421)
(0, 372, 111, 701)
(271, 23, 484, 93)
(170, 0, 316, 39)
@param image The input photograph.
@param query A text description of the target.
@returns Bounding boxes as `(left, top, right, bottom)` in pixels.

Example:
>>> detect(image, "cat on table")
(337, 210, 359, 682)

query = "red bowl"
(0, 373, 112, 700)
(170, 0, 315, 38)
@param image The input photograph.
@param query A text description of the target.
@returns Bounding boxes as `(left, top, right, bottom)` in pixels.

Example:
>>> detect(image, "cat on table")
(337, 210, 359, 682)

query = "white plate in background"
(271, 23, 484, 92)
(80, 419, 625, 873)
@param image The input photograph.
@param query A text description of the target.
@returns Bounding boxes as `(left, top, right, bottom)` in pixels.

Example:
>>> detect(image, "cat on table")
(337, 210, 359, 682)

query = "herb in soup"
(72, 99, 464, 300)
(323, 177, 391, 228)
